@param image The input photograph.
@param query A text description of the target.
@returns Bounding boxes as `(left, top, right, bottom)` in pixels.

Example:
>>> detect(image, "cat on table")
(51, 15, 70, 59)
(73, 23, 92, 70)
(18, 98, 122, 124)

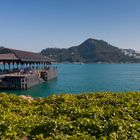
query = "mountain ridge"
(41, 38, 140, 63)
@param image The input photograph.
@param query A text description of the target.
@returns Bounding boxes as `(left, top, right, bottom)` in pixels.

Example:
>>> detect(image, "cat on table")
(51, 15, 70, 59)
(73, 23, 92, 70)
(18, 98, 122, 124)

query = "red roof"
(0, 48, 55, 63)
(0, 53, 18, 60)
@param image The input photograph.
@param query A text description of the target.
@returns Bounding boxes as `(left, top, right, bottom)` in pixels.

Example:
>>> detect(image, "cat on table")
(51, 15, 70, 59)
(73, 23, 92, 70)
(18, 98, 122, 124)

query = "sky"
(0, 0, 140, 52)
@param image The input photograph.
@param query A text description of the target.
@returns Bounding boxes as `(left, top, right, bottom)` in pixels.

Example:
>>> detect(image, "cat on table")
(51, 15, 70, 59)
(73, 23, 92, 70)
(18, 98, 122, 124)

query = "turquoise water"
(2, 64, 140, 97)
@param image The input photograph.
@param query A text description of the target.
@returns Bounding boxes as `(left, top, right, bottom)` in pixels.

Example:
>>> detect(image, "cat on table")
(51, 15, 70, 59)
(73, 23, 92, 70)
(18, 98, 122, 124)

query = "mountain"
(41, 38, 140, 63)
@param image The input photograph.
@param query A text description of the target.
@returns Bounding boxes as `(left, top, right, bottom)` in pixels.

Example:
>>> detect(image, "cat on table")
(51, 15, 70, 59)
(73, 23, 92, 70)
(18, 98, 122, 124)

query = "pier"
(0, 48, 57, 90)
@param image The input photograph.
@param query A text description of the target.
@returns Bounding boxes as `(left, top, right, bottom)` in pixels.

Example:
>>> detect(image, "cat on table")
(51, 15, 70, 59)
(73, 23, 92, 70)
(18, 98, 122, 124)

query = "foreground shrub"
(0, 92, 140, 139)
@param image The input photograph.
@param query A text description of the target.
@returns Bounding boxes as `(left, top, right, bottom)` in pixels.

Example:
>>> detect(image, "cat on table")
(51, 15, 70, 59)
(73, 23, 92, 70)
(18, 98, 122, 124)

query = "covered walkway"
(0, 47, 57, 90)
(0, 47, 56, 74)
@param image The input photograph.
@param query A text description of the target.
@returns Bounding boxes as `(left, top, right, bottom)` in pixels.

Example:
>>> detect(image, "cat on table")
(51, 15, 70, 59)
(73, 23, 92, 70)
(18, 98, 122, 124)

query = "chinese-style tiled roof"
(0, 48, 55, 63)
(0, 53, 19, 61)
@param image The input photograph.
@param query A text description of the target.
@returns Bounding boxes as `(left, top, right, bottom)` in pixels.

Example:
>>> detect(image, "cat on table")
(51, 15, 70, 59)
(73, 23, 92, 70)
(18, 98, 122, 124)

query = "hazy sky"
(0, 0, 140, 52)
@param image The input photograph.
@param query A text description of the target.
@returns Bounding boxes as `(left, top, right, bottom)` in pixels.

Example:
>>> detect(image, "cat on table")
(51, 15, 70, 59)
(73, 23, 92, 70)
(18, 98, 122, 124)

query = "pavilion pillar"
(36, 62, 38, 70)
(9, 62, 10, 70)
(25, 62, 28, 68)
(21, 62, 24, 69)
(34, 62, 36, 72)
(41, 62, 43, 70)
(36, 62, 38, 73)
(25, 62, 27, 68)
(42, 62, 43, 70)
(34, 62, 36, 71)
(40, 62, 42, 70)
(3, 62, 5, 71)
(38, 62, 40, 70)
(16, 62, 19, 69)
(30, 62, 32, 68)
(44, 62, 46, 68)
(43, 62, 45, 70)
(22, 62, 25, 69)
(37, 62, 40, 73)
(32, 62, 34, 69)
(8, 62, 10, 74)
(34, 62, 35, 69)
(45, 62, 47, 69)
(12, 61, 15, 70)
(44, 62, 46, 69)
(38, 62, 39, 68)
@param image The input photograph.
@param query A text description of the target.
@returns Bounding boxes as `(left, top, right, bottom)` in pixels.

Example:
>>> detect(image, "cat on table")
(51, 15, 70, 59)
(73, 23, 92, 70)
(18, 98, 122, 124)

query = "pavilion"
(0, 47, 57, 90)
(0, 47, 55, 72)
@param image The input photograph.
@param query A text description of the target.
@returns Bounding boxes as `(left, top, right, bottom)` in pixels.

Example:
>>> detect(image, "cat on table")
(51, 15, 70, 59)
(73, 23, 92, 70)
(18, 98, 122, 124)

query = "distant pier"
(0, 48, 57, 90)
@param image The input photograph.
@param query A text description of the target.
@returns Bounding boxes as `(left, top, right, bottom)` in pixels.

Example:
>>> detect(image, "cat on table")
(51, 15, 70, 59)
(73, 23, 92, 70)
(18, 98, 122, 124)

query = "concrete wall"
(27, 74, 44, 88)
(0, 69, 58, 90)
(47, 69, 57, 80)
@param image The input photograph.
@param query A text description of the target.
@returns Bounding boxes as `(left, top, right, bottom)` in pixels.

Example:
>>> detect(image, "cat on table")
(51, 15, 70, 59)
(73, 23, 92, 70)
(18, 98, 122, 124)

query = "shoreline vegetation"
(0, 92, 140, 139)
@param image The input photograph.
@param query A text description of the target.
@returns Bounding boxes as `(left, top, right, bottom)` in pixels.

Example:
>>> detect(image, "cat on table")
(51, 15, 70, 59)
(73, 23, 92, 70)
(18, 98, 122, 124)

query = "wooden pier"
(0, 48, 57, 90)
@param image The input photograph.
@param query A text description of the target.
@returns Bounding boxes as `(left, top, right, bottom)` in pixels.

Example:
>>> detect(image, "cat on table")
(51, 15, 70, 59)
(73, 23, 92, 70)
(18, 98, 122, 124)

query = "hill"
(41, 38, 140, 63)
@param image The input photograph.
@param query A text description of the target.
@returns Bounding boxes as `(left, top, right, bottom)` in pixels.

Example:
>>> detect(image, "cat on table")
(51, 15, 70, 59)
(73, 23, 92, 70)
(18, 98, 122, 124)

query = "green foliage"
(0, 92, 140, 139)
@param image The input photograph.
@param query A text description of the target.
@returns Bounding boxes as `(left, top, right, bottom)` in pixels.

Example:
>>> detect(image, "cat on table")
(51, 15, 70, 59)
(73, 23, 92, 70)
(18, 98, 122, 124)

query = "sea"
(1, 63, 140, 97)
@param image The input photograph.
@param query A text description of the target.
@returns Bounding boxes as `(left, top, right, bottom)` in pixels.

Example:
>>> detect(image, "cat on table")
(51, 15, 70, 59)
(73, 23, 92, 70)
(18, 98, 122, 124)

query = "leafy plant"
(0, 92, 139, 139)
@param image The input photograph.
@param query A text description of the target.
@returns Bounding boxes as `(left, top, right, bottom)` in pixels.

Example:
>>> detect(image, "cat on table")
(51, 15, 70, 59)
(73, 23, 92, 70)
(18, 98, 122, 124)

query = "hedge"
(0, 92, 140, 140)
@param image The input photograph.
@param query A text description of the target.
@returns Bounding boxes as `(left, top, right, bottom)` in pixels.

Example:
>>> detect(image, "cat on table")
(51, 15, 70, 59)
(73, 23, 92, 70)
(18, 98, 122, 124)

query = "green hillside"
(41, 38, 140, 63)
